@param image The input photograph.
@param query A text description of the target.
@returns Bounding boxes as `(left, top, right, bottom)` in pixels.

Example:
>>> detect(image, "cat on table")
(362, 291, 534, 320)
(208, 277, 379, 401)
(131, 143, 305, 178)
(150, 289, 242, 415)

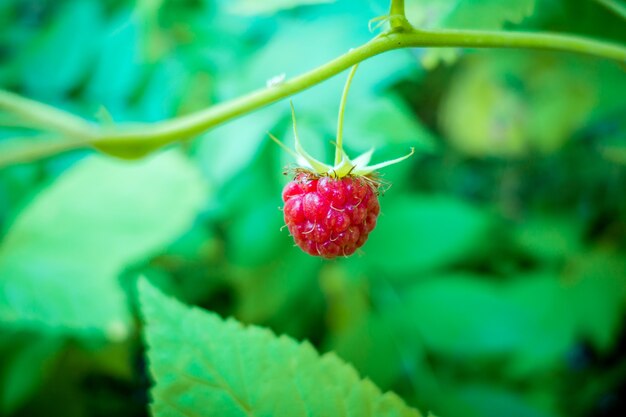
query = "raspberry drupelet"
(282, 172, 381, 258)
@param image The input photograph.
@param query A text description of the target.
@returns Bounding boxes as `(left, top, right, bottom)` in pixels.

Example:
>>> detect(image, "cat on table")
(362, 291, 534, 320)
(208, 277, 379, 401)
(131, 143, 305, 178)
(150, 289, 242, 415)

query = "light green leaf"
(139, 279, 423, 417)
(365, 196, 493, 275)
(222, 14, 414, 112)
(439, 52, 597, 157)
(0, 151, 205, 339)
(443, 0, 534, 29)
(195, 105, 283, 189)
(342, 93, 438, 153)
(227, 0, 336, 16)
(406, 0, 536, 68)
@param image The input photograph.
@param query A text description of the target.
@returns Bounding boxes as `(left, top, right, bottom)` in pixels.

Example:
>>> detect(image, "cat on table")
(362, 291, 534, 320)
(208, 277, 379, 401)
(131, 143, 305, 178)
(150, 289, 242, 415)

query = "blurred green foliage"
(0, 0, 625, 416)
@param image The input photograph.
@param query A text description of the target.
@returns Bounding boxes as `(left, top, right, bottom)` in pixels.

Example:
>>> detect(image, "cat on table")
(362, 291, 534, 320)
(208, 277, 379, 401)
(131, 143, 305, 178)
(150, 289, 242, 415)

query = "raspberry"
(269, 65, 413, 259)
(282, 172, 380, 259)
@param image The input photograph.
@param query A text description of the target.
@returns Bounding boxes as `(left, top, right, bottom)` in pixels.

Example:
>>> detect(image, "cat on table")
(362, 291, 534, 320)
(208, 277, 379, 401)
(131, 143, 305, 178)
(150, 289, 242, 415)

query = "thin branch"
(1, 28, 625, 166)
(0, 90, 95, 140)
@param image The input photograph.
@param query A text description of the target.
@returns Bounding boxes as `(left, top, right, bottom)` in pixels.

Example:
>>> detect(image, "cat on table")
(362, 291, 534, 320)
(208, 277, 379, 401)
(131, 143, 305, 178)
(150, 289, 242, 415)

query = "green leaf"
(402, 275, 528, 358)
(452, 383, 558, 417)
(503, 274, 577, 376)
(595, 0, 626, 20)
(226, 201, 285, 267)
(223, 14, 414, 113)
(330, 312, 410, 390)
(382, 269, 615, 376)
(331, 271, 613, 387)
(513, 214, 583, 262)
(405, 0, 536, 68)
(599, 143, 626, 165)
(365, 196, 493, 275)
(20, 0, 102, 97)
(86, 8, 142, 111)
(138, 58, 189, 122)
(0, 330, 64, 414)
(233, 250, 322, 332)
(342, 93, 438, 153)
(443, 0, 535, 29)
(566, 251, 626, 352)
(439, 52, 597, 157)
(195, 105, 283, 189)
(139, 279, 423, 417)
(228, 0, 336, 16)
(407, 268, 624, 375)
(0, 151, 205, 339)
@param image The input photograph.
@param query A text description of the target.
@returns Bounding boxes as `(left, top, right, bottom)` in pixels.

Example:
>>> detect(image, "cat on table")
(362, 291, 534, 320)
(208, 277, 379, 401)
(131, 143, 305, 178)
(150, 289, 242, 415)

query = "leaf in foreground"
(139, 279, 424, 417)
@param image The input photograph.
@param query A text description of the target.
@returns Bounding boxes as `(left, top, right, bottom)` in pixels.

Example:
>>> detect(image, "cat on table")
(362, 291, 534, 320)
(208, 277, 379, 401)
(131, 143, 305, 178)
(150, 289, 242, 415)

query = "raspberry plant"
(0, 0, 625, 417)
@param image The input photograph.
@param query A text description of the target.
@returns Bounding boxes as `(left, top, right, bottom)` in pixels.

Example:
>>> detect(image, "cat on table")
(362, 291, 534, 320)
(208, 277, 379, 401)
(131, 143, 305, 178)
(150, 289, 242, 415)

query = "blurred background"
(0, 0, 625, 416)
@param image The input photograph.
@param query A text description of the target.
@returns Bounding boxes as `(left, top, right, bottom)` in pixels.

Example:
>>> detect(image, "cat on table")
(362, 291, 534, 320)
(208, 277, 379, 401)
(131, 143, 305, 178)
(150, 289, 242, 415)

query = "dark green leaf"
(402, 275, 528, 358)
(20, 0, 102, 97)
(595, 0, 626, 20)
(0, 330, 63, 414)
(566, 252, 626, 352)
(365, 196, 493, 275)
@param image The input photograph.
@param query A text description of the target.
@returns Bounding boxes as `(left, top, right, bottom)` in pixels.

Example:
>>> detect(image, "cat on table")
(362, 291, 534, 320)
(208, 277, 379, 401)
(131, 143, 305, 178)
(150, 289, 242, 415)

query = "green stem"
(1, 28, 625, 164)
(335, 65, 359, 165)
(389, 0, 405, 16)
(81, 30, 626, 146)
(388, 0, 411, 32)
(0, 90, 95, 139)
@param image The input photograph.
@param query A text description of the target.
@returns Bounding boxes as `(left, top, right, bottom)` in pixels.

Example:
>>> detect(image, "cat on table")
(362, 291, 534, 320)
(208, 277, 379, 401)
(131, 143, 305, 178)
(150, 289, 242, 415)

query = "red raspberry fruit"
(282, 172, 380, 259)
(269, 65, 413, 259)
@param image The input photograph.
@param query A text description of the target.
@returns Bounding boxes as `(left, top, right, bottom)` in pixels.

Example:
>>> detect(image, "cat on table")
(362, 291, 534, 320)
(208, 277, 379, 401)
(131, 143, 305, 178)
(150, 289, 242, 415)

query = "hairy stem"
(1, 28, 625, 165)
